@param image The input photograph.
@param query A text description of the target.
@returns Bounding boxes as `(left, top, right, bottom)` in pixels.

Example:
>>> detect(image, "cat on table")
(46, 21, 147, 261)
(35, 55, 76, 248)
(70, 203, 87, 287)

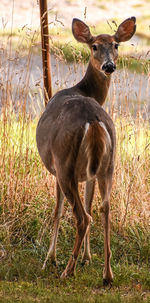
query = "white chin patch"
(101, 70, 110, 77)
(104, 71, 111, 76)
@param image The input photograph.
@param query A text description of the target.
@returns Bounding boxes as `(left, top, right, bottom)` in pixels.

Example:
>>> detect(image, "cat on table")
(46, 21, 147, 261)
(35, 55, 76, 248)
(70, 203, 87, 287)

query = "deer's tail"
(85, 121, 111, 179)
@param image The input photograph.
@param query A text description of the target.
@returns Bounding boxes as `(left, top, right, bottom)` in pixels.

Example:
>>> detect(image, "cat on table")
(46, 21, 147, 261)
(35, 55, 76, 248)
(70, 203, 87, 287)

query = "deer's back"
(36, 91, 116, 178)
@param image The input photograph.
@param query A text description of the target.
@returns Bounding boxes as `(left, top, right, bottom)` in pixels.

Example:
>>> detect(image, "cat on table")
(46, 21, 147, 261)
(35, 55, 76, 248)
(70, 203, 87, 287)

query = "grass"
(0, 267, 149, 303)
(0, 205, 149, 302)
(0, 16, 150, 303)
(0, 107, 149, 301)
(1, 18, 150, 73)
(0, 281, 149, 303)
(118, 57, 150, 74)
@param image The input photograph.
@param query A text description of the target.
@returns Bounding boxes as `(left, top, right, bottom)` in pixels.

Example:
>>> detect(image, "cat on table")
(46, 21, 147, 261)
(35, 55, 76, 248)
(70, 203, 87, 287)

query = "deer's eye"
(114, 43, 119, 50)
(92, 44, 98, 51)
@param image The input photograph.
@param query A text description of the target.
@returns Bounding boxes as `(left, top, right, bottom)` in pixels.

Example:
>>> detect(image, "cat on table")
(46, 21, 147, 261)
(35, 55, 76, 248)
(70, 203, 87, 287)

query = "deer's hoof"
(51, 259, 57, 267)
(60, 271, 67, 279)
(103, 278, 113, 287)
(60, 268, 75, 279)
(81, 259, 91, 266)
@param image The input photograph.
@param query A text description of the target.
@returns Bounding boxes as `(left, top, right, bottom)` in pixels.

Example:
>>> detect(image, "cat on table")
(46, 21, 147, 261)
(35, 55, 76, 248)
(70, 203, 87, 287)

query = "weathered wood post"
(39, 0, 52, 106)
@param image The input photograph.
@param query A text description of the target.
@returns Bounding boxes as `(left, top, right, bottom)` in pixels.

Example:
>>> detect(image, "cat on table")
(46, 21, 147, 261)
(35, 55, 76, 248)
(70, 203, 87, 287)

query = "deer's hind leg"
(56, 167, 92, 278)
(43, 180, 64, 269)
(98, 172, 113, 285)
(82, 179, 95, 264)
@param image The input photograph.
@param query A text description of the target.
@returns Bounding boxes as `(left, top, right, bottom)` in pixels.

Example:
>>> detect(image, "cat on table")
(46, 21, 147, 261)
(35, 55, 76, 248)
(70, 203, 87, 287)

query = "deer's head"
(72, 17, 136, 76)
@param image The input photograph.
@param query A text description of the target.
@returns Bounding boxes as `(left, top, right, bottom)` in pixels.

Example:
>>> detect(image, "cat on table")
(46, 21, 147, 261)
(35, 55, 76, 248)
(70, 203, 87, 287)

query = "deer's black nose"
(102, 62, 116, 74)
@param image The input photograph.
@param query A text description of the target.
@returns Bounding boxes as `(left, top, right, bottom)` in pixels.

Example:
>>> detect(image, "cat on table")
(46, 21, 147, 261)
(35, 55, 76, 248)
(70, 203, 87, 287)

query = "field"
(0, 1, 150, 302)
(0, 112, 149, 302)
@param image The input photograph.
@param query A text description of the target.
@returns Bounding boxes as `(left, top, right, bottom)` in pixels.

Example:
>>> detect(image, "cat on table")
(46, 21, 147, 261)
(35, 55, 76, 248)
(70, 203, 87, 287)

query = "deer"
(36, 15, 136, 285)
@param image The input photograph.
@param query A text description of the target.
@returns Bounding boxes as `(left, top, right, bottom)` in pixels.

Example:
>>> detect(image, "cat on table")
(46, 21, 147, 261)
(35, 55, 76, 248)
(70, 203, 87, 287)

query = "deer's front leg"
(43, 181, 64, 269)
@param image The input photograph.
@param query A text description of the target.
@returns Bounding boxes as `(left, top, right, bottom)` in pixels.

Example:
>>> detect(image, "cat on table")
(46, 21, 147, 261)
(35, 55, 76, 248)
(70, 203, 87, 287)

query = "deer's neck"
(74, 61, 111, 106)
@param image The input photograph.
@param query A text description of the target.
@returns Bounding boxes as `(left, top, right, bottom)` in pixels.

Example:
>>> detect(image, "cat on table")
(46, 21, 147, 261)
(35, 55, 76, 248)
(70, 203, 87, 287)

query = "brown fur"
(86, 121, 106, 178)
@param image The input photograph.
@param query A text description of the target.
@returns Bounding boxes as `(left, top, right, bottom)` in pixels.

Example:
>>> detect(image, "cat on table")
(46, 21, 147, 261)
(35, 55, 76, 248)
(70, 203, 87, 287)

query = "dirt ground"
(0, 0, 150, 30)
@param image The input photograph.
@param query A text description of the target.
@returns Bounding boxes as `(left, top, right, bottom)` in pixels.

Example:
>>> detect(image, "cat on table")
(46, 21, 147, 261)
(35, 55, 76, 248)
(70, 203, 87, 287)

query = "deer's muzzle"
(102, 62, 116, 75)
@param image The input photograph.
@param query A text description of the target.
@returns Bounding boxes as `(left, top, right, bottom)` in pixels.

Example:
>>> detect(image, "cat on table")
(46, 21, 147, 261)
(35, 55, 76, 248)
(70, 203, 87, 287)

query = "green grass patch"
(0, 220, 149, 301)
(118, 56, 150, 74)
(0, 280, 149, 303)
(1, 21, 150, 73)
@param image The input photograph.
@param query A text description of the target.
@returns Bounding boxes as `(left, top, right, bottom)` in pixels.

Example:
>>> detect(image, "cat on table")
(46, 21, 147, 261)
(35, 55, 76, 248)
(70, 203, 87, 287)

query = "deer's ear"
(72, 18, 94, 44)
(114, 17, 136, 42)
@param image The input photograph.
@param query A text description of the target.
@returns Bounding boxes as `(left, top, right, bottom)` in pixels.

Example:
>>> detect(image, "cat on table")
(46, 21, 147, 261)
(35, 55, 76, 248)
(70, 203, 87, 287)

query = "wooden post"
(39, 0, 52, 106)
